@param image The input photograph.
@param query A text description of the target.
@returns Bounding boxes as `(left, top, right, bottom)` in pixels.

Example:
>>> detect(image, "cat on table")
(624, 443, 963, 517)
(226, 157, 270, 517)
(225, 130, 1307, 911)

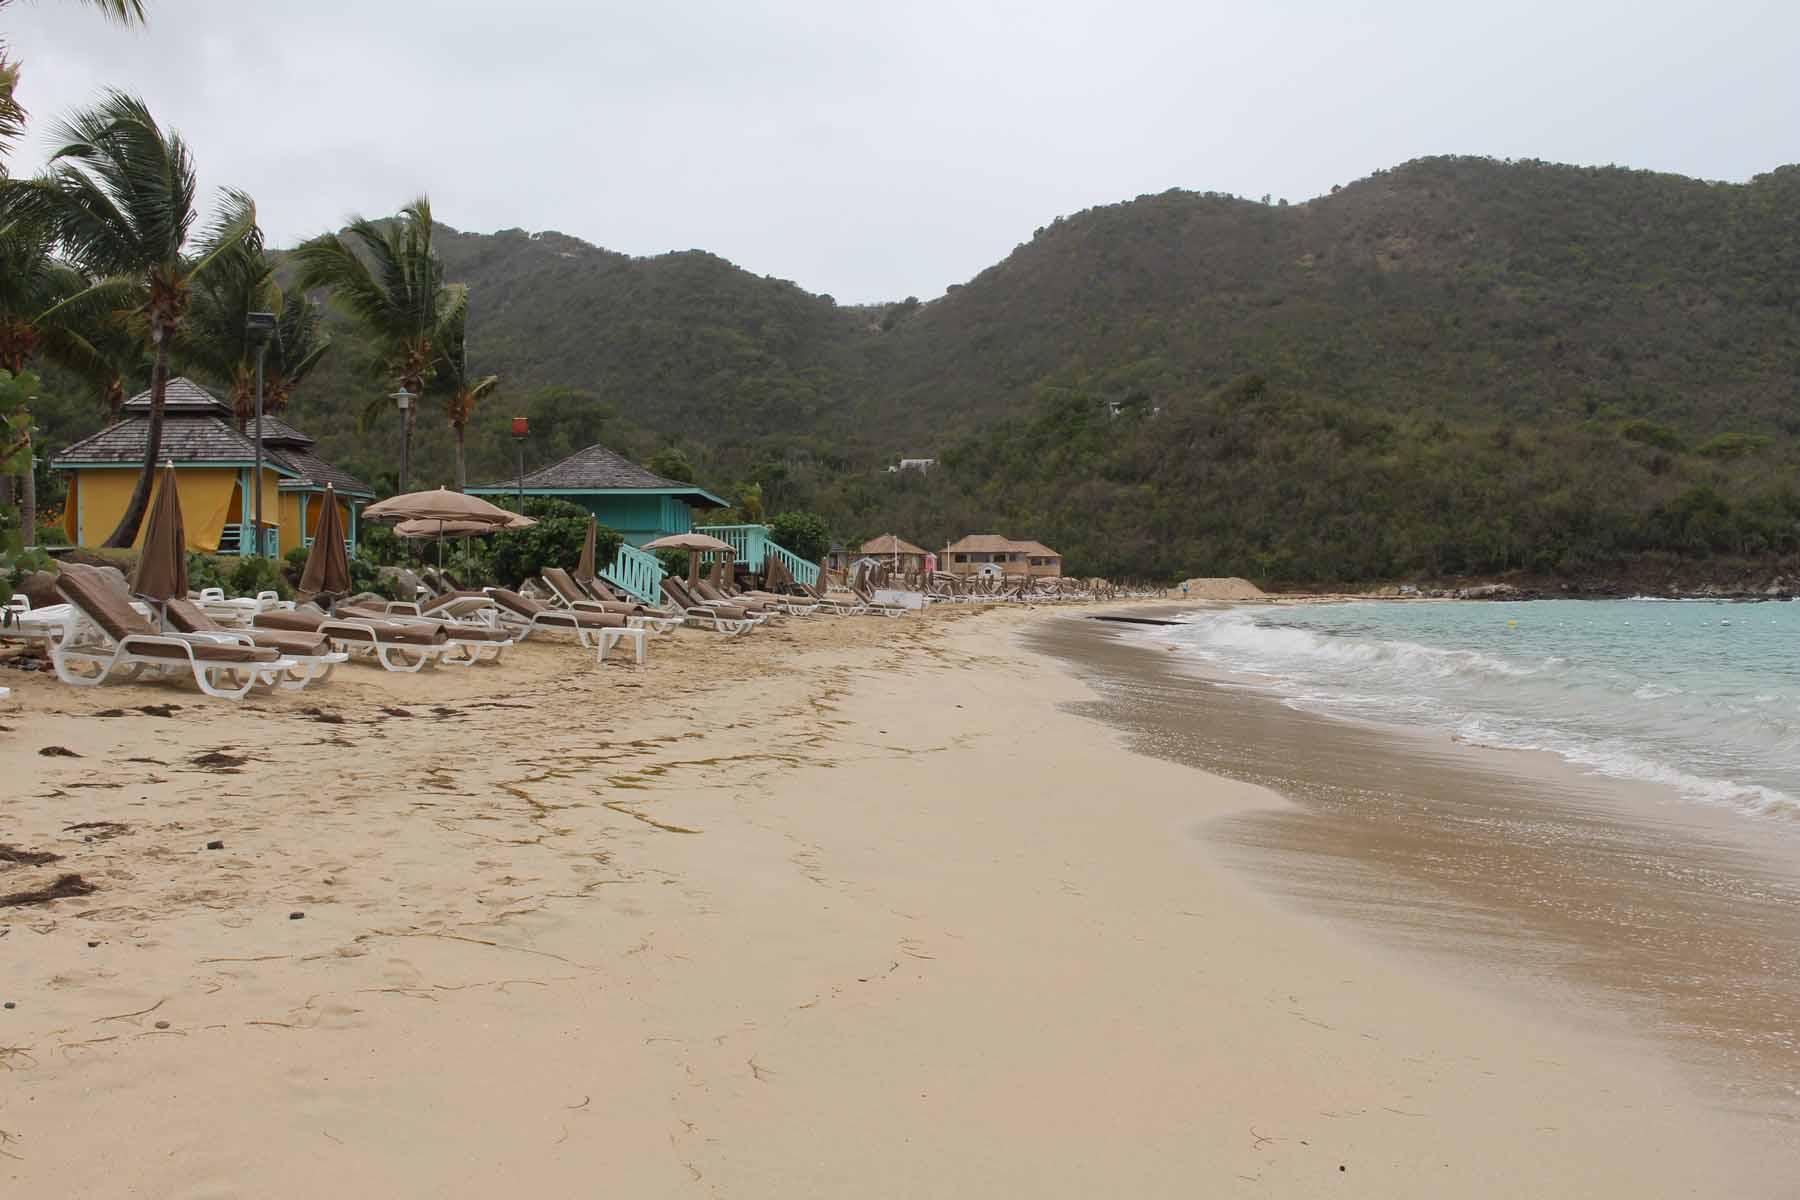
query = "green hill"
(32, 155, 1800, 583)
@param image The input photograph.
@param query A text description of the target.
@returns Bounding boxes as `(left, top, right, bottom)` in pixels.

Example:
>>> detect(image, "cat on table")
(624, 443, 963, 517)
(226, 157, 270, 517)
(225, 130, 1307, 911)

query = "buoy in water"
(1507, 619, 1518, 627)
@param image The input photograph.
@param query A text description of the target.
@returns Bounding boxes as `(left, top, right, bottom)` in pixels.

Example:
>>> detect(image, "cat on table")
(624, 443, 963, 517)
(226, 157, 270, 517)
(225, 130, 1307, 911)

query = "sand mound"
(1168, 576, 1267, 600)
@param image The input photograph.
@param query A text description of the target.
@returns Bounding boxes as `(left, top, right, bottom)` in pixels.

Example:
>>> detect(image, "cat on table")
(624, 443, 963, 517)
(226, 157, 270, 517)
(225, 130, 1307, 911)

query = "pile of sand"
(1168, 576, 1267, 600)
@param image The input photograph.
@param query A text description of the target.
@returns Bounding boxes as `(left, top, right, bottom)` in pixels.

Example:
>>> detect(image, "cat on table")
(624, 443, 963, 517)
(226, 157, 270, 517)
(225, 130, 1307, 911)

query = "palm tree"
(3, 90, 258, 545)
(1, 1, 147, 170)
(293, 197, 466, 493)
(264, 289, 331, 414)
(185, 240, 332, 428)
(433, 316, 498, 491)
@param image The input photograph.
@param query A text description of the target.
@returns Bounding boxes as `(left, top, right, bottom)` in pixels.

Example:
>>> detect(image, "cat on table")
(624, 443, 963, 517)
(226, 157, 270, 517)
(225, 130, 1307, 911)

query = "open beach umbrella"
(394, 513, 535, 569)
(643, 531, 736, 586)
(361, 488, 519, 527)
(130, 461, 188, 620)
(575, 517, 598, 583)
(299, 484, 352, 601)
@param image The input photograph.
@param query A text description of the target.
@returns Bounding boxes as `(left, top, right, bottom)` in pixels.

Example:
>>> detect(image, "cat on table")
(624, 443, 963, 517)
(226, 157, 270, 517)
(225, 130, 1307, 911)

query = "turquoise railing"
(696, 523, 766, 566)
(694, 523, 819, 588)
(603, 542, 666, 604)
(767, 540, 820, 588)
(218, 523, 280, 557)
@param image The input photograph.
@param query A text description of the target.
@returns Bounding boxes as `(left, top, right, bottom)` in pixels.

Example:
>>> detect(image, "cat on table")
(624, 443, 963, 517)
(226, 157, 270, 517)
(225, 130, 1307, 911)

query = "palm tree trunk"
(103, 328, 168, 546)
(454, 422, 466, 492)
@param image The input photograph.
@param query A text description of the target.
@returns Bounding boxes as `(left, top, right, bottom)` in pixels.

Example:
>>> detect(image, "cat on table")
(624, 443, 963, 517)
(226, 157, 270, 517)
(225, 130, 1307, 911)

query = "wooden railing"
(602, 542, 666, 604)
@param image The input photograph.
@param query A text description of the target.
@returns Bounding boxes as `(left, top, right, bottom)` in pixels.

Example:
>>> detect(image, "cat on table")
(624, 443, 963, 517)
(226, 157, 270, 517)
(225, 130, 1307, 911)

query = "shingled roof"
(250, 415, 315, 448)
(53, 413, 300, 474)
(469, 443, 726, 507)
(276, 449, 375, 497)
(57, 375, 372, 496)
(120, 376, 234, 417)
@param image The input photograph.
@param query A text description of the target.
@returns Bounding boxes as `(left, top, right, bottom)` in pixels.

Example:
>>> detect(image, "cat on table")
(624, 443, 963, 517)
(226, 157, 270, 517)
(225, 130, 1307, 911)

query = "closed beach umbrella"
(130, 461, 188, 607)
(576, 517, 598, 583)
(642, 531, 736, 587)
(299, 484, 352, 600)
(362, 488, 519, 527)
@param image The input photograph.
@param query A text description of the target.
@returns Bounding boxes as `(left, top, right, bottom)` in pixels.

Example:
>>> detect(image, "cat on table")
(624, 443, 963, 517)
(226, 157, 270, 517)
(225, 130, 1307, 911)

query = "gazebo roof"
(469, 443, 727, 508)
(861, 533, 928, 556)
(56, 375, 373, 498)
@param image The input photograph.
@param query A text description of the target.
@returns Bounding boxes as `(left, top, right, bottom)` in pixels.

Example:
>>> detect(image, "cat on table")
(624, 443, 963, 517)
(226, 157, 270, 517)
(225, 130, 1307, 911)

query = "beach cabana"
(53, 378, 372, 557)
(860, 534, 928, 574)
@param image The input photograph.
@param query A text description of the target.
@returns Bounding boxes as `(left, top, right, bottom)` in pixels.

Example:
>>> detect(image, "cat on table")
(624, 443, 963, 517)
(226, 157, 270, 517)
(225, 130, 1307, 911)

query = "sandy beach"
(0, 603, 1785, 1196)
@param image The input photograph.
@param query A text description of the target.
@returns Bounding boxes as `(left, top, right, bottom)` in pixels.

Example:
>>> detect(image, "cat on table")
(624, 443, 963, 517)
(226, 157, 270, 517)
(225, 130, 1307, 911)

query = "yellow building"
(53, 377, 372, 557)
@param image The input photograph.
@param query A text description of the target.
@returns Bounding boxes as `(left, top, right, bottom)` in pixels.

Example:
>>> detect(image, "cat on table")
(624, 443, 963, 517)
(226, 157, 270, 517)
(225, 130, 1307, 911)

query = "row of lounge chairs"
(11, 548, 926, 703)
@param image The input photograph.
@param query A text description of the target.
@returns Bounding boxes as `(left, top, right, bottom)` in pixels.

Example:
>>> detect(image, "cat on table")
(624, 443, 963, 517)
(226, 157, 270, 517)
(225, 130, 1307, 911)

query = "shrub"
(768, 511, 831, 563)
(357, 523, 406, 566)
(186, 552, 228, 593)
(487, 497, 620, 588)
(226, 555, 293, 600)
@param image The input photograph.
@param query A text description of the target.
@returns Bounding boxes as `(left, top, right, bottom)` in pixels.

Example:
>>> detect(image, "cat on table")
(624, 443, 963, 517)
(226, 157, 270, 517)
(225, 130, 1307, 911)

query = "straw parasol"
(575, 517, 598, 584)
(129, 461, 187, 621)
(362, 488, 519, 526)
(299, 483, 352, 601)
(394, 513, 536, 570)
(642, 531, 736, 585)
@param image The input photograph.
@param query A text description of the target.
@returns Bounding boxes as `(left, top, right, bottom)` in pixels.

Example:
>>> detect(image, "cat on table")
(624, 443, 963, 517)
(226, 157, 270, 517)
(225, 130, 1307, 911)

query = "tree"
(0, 2, 146, 172)
(769, 510, 830, 563)
(433, 314, 498, 491)
(4, 90, 258, 545)
(648, 445, 696, 483)
(293, 196, 466, 492)
(184, 241, 330, 429)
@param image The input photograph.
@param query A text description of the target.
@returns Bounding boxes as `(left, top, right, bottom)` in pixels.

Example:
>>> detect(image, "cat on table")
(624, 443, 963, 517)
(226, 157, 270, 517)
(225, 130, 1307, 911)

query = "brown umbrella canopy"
(640, 532, 736, 554)
(129, 462, 188, 603)
(642, 532, 736, 586)
(394, 515, 536, 538)
(299, 485, 352, 599)
(575, 517, 598, 583)
(362, 488, 519, 526)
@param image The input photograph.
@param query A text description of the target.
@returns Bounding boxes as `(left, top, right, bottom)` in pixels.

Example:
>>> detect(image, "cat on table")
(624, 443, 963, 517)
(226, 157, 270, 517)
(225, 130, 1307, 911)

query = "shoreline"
(1030, 606, 1800, 1129)
(1, 603, 1786, 1195)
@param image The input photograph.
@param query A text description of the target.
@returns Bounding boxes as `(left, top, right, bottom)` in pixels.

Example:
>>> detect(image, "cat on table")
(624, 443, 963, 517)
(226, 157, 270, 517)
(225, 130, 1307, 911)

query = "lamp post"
(20, 397, 36, 550)
(511, 416, 530, 513)
(391, 388, 416, 494)
(245, 312, 276, 556)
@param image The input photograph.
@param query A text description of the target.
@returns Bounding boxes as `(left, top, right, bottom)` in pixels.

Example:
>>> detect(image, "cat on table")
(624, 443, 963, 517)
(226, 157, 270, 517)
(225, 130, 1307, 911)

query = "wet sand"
(1030, 608, 1800, 1131)
(0, 602, 1789, 1195)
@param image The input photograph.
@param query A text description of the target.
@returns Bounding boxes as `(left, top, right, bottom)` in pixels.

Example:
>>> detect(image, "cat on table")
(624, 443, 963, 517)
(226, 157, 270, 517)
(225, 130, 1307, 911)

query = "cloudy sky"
(7, 0, 1797, 302)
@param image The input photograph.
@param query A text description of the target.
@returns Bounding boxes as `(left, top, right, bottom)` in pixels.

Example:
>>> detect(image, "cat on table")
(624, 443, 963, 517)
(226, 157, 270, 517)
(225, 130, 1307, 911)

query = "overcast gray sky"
(7, 0, 1797, 302)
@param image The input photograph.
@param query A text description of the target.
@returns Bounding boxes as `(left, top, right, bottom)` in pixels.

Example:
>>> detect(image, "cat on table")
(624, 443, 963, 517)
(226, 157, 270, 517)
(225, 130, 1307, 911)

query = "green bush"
(226, 555, 293, 600)
(769, 511, 831, 563)
(487, 497, 621, 588)
(186, 552, 227, 593)
(357, 523, 406, 566)
(3, 547, 56, 603)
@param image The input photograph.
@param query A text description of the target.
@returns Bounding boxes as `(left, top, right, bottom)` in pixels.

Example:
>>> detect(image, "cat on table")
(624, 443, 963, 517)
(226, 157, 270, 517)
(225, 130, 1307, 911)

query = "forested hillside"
(31, 155, 1800, 583)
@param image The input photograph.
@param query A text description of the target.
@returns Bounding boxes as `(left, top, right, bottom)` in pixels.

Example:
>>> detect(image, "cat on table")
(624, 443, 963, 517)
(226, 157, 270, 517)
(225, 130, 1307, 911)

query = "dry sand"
(0, 604, 1775, 1196)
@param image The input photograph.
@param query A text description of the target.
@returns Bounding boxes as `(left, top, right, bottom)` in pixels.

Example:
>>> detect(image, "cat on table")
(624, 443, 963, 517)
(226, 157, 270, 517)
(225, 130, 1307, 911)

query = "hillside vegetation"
(33, 156, 1800, 583)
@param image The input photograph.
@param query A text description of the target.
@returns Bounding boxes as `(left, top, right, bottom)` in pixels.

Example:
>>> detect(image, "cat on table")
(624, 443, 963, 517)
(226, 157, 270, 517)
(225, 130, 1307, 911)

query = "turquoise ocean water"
(1152, 599, 1800, 823)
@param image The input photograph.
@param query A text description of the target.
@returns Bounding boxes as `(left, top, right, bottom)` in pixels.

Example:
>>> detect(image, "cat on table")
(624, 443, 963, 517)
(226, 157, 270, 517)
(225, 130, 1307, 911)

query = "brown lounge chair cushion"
(164, 598, 333, 659)
(663, 580, 749, 622)
(488, 588, 625, 629)
(421, 590, 494, 614)
(542, 568, 645, 616)
(254, 608, 446, 646)
(56, 564, 278, 664)
(336, 605, 510, 643)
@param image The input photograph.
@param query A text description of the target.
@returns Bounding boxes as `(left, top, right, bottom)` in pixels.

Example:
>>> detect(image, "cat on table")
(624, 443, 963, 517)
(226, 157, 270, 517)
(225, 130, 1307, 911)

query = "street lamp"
(511, 416, 530, 513)
(21, 396, 36, 550)
(391, 387, 416, 494)
(245, 312, 276, 556)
